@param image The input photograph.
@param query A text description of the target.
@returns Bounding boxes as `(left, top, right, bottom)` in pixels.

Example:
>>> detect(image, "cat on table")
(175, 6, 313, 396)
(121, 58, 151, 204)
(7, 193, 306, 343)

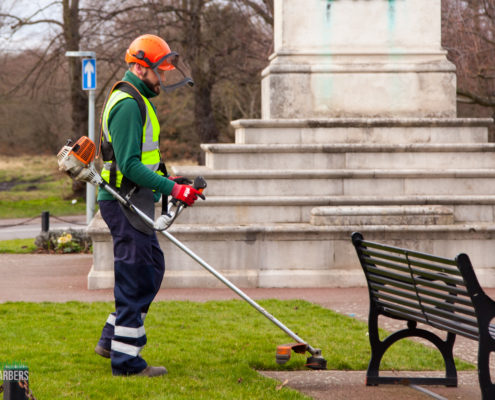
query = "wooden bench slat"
(363, 255, 466, 287)
(365, 264, 469, 297)
(374, 290, 478, 328)
(379, 301, 479, 340)
(413, 276, 469, 296)
(361, 248, 462, 276)
(418, 294, 476, 317)
(368, 274, 473, 307)
(422, 315, 479, 340)
(358, 240, 457, 266)
(370, 282, 477, 317)
(488, 325, 495, 339)
(379, 301, 428, 322)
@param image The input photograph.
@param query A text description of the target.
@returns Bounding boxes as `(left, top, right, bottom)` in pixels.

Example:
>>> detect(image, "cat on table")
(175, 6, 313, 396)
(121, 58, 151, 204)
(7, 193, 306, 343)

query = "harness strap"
(114, 81, 147, 125)
(159, 163, 169, 215)
(98, 80, 147, 191)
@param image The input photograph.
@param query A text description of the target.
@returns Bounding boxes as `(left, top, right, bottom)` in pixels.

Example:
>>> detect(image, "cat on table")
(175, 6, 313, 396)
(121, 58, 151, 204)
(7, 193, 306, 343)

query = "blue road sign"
(82, 58, 96, 90)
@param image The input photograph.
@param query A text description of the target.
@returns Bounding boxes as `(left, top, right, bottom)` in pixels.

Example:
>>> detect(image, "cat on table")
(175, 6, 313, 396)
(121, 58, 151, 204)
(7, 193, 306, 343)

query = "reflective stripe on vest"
(100, 89, 162, 188)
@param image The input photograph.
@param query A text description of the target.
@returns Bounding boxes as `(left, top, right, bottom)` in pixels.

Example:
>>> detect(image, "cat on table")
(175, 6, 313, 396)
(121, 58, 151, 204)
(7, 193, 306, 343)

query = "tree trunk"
(62, 0, 86, 195)
(194, 81, 218, 144)
(63, 0, 88, 140)
(182, 0, 220, 163)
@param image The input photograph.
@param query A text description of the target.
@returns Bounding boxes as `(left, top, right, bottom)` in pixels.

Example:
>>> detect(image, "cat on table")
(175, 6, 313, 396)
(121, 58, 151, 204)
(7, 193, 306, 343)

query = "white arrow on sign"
(84, 61, 95, 89)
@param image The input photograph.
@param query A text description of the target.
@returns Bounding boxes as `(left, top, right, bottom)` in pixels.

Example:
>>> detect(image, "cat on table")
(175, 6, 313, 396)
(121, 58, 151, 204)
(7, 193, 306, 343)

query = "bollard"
(41, 211, 50, 233)
(2, 364, 29, 400)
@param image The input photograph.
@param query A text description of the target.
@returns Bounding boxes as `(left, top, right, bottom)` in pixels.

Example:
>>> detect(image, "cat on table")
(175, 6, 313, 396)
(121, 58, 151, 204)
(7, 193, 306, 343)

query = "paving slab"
(261, 370, 481, 400)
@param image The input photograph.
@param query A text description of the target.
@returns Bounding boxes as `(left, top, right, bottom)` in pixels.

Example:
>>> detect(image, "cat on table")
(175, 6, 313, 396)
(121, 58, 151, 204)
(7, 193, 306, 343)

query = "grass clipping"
(0, 300, 474, 399)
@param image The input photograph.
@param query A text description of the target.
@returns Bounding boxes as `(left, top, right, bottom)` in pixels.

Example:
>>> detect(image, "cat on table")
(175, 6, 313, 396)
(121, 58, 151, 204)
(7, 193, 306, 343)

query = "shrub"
(35, 229, 92, 253)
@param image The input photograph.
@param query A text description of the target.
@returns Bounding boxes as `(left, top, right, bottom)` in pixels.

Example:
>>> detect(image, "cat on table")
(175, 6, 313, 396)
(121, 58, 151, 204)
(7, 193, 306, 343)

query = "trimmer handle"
(193, 176, 207, 199)
(154, 175, 207, 231)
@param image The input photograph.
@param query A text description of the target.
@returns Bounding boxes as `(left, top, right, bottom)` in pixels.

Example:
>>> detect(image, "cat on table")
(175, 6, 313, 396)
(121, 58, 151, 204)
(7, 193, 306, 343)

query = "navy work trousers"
(97, 200, 165, 375)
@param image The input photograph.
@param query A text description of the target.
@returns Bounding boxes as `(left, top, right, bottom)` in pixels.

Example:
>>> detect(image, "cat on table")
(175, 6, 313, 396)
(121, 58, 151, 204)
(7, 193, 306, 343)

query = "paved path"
(0, 215, 87, 240)
(0, 253, 487, 399)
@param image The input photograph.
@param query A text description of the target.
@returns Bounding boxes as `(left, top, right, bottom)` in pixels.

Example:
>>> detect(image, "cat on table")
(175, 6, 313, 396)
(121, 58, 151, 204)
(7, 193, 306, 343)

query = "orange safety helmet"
(125, 34, 175, 71)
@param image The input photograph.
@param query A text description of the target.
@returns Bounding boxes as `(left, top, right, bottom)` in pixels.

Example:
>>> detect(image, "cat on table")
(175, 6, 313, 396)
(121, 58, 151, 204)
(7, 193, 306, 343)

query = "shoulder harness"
(97, 81, 147, 189)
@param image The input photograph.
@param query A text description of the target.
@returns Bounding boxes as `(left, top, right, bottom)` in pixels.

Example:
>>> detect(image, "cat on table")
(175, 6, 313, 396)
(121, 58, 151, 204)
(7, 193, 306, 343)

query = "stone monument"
(88, 0, 495, 289)
(263, 0, 456, 118)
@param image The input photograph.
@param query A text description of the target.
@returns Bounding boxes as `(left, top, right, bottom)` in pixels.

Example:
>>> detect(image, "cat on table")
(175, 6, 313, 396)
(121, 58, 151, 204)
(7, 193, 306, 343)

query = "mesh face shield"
(152, 52, 194, 93)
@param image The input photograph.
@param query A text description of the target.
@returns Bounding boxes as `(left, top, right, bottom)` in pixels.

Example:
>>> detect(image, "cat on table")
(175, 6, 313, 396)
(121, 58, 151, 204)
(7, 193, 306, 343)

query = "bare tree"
(0, 1, 91, 141)
(236, 0, 273, 25)
(0, 0, 148, 145)
(0, 0, 273, 159)
(442, 0, 495, 119)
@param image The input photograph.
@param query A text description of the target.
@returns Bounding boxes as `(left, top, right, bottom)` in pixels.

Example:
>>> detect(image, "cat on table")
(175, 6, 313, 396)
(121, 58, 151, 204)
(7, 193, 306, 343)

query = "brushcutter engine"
(57, 136, 103, 186)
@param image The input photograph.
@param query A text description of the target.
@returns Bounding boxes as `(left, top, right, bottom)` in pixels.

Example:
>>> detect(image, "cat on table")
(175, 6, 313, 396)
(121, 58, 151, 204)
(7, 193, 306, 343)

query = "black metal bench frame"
(351, 232, 495, 399)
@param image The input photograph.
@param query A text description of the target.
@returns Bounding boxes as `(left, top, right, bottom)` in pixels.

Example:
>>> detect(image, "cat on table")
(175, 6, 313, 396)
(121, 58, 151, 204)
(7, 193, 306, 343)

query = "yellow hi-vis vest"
(100, 89, 163, 188)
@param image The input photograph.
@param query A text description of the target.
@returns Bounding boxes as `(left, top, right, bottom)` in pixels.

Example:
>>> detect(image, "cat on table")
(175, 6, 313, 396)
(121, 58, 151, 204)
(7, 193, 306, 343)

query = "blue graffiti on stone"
(325, 0, 403, 20)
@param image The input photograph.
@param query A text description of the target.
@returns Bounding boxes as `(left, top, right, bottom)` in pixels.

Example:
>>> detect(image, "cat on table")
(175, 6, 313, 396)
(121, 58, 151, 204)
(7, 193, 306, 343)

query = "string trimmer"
(57, 136, 327, 370)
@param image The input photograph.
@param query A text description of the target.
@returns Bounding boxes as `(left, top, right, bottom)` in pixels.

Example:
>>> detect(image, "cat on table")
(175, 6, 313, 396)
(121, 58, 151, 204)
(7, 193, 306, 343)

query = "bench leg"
(366, 313, 457, 387)
(477, 338, 495, 400)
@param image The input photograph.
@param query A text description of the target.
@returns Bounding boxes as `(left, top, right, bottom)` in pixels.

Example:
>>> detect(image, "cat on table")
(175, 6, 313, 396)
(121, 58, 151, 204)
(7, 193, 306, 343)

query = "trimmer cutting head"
(305, 354, 328, 370)
(276, 343, 327, 370)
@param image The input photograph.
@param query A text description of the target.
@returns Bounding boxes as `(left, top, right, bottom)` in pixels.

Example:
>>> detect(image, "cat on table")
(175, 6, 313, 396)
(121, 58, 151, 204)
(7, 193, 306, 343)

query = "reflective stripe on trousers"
(97, 200, 165, 375)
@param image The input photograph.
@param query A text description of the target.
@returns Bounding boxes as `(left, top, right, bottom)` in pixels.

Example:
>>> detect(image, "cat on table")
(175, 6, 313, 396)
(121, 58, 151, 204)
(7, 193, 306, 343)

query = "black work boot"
(136, 366, 168, 377)
(94, 344, 110, 358)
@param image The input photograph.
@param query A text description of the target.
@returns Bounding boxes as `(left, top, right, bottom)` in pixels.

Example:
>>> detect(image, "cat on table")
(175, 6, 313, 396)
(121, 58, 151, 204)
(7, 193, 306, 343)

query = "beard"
(142, 70, 161, 94)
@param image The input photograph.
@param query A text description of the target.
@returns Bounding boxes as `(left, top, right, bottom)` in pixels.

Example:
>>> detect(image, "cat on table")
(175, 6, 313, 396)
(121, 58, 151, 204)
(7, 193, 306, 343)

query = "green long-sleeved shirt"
(97, 70, 175, 201)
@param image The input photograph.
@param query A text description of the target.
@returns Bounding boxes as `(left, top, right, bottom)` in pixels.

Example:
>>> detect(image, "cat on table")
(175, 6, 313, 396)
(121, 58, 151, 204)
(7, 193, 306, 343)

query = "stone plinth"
(262, 0, 456, 119)
(88, 217, 495, 289)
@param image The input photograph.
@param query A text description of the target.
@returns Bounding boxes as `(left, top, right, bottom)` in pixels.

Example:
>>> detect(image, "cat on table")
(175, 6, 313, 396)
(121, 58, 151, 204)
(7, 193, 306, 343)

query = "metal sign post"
(65, 51, 97, 224)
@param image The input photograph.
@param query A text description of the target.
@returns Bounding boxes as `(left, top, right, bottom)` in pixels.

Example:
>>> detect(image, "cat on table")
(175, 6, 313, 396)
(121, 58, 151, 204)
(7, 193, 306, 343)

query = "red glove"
(171, 183, 203, 206)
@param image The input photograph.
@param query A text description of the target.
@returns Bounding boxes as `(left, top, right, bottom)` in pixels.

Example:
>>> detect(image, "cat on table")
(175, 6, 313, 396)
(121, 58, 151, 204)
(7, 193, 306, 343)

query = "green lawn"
(0, 238, 38, 253)
(0, 155, 86, 218)
(0, 300, 474, 399)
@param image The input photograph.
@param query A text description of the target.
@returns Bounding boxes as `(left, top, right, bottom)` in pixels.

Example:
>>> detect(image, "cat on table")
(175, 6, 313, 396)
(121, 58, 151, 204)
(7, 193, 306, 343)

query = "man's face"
(142, 67, 165, 95)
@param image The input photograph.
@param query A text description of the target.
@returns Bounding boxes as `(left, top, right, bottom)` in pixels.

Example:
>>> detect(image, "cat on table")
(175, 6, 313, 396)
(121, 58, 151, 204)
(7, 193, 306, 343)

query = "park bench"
(351, 231, 495, 399)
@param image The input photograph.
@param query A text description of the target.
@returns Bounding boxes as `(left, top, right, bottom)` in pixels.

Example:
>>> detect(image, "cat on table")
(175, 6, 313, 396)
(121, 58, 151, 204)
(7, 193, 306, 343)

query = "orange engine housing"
(70, 136, 96, 166)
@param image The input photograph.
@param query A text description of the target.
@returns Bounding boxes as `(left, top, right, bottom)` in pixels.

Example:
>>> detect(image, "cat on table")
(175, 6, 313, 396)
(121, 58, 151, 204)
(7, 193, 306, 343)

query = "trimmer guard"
(275, 343, 308, 364)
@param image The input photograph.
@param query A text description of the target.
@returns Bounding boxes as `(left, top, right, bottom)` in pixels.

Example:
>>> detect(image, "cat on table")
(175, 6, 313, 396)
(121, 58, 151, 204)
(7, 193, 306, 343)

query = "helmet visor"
(155, 53, 194, 92)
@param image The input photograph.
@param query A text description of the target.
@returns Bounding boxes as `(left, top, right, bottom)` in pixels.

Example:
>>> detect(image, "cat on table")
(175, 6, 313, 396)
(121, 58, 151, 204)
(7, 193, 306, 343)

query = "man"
(94, 34, 202, 377)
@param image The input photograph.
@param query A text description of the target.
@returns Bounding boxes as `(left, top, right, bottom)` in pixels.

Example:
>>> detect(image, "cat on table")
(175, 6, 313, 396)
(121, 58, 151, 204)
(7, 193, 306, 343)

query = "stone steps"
(182, 194, 495, 206)
(310, 205, 454, 225)
(172, 166, 495, 197)
(232, 118, 492, 144)
(88, 118, 495, 289)
(201, 143, 495, 170)
(166, 195, 495, 225)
